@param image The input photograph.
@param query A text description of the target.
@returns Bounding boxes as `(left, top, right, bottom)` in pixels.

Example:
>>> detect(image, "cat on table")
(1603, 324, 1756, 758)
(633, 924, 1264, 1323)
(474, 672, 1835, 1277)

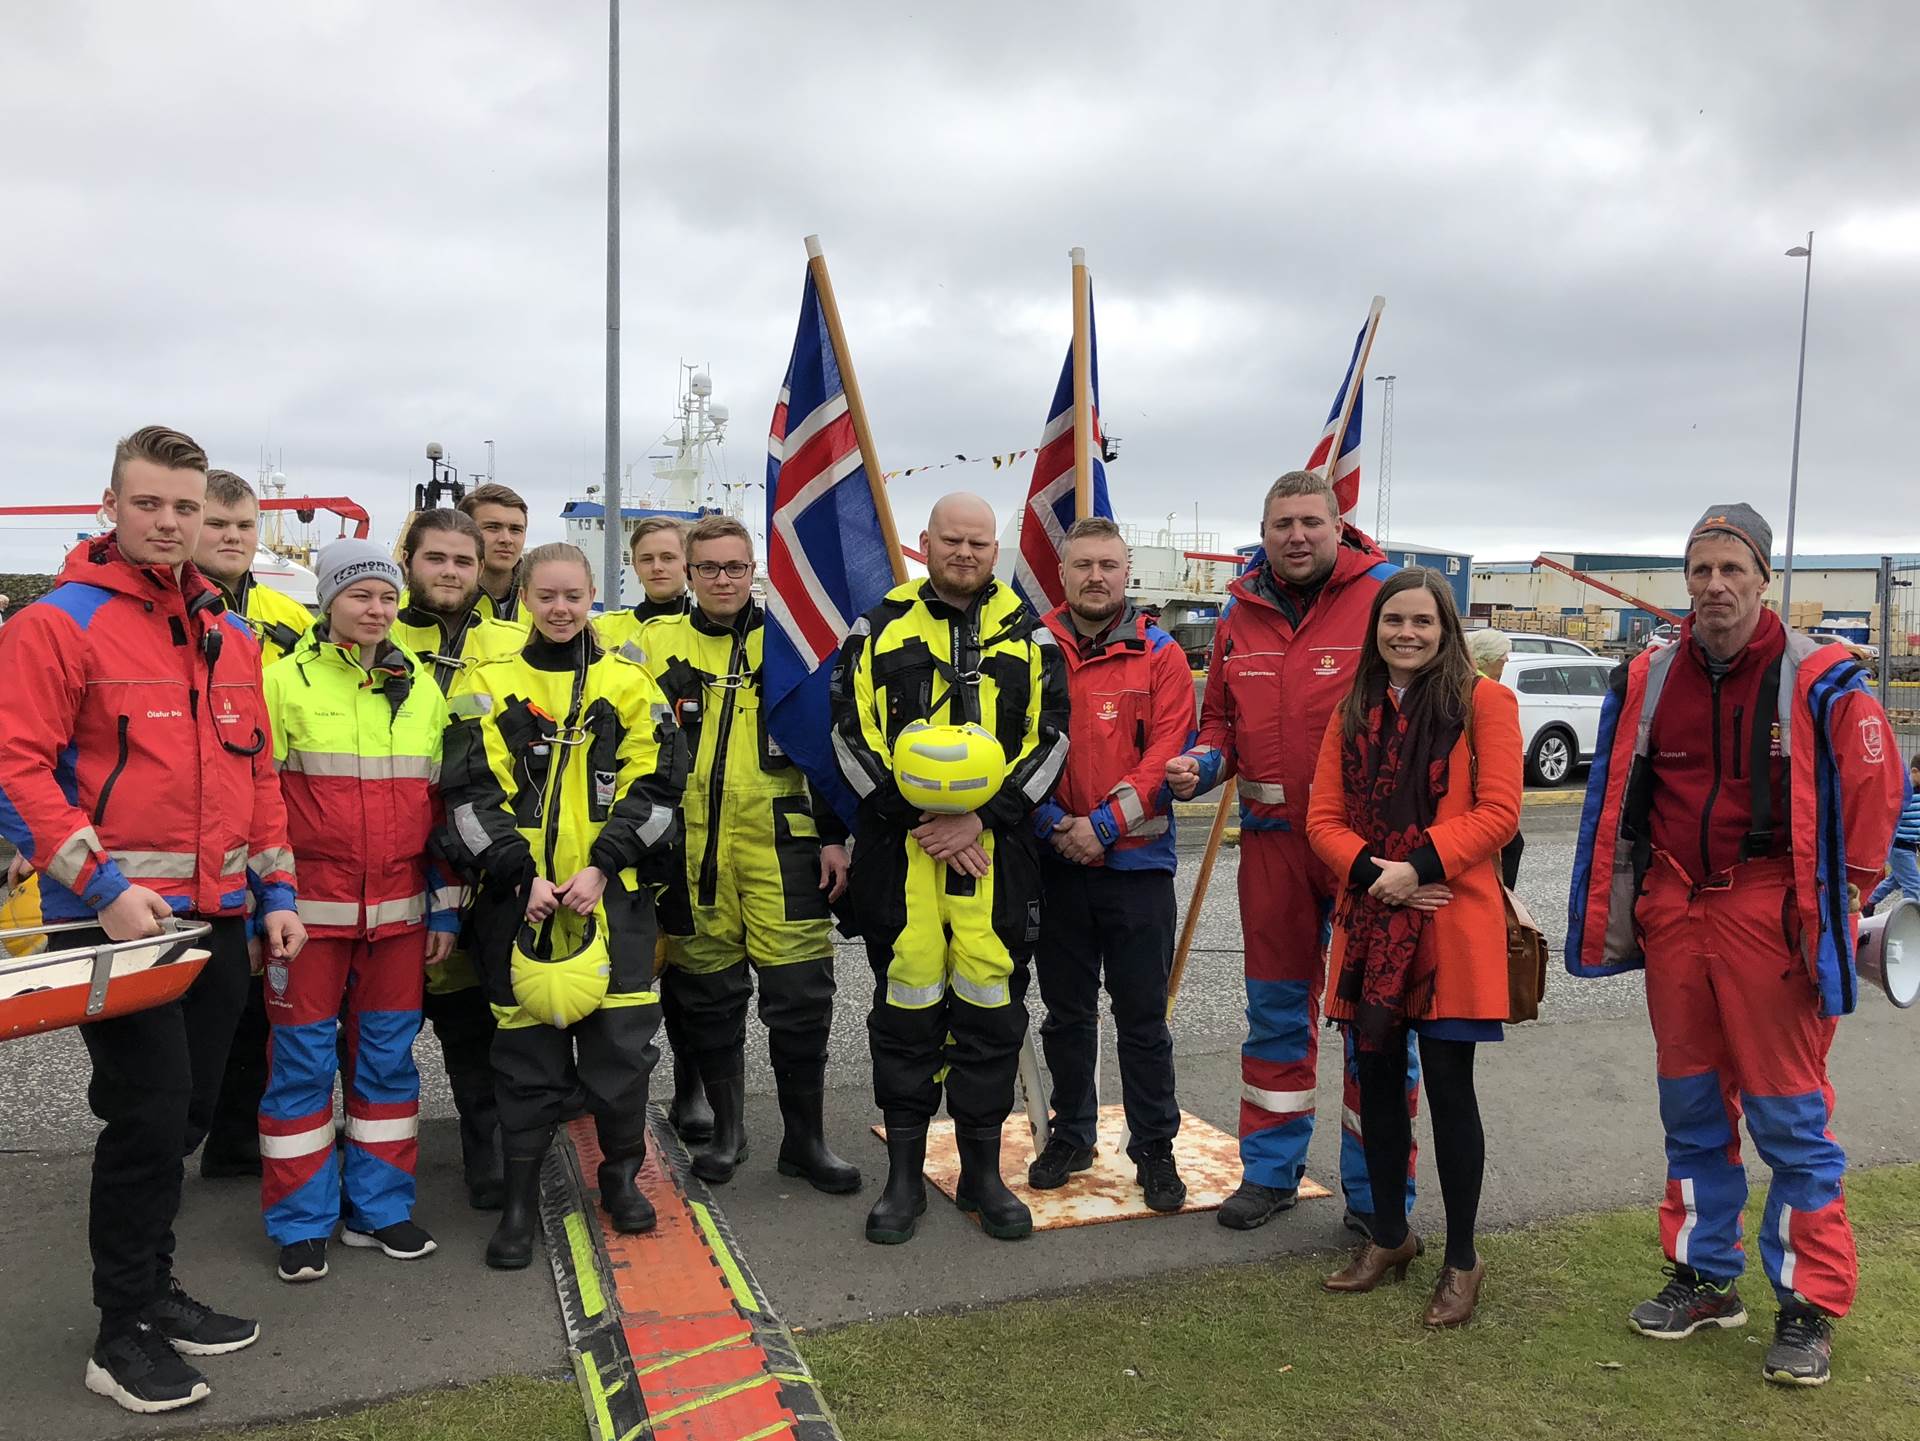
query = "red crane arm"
(1530, 555, 1684, 625)
(0, 496, 370, 540)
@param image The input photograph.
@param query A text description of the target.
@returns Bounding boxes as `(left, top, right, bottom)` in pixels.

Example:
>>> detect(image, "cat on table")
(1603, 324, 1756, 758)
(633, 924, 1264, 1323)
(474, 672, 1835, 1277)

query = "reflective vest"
(391, 601, 528, 696)
(223, 573, 315, 667)
(830, 579, 1068, 834)
(263, 630, 457, 939)
(1568, 617, 1906, 1017)
(441, 634, 688, 892)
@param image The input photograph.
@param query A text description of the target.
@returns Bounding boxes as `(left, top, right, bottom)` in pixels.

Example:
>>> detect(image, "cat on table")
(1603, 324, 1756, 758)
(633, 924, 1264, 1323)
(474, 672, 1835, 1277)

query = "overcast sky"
(2, 0, 1916, 574)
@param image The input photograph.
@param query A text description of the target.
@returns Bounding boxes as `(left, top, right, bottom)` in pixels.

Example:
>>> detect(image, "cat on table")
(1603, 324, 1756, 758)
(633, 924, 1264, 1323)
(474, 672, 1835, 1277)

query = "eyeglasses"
(691, 561, 753, 579)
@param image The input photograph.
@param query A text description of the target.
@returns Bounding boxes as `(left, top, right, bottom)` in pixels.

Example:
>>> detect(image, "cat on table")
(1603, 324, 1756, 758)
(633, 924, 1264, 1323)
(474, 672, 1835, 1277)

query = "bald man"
(832, 493, 1069, 1244)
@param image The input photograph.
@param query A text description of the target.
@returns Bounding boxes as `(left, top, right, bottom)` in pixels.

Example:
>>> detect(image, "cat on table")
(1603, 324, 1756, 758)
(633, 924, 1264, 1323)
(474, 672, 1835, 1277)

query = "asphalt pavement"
(7, 798, 1920, 1439)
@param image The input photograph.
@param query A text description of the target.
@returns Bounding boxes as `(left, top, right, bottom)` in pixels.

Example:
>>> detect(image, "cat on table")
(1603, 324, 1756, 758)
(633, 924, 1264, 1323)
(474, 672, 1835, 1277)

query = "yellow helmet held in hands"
(892, 721, 1007, 815)
(510, 913, 610, 1028)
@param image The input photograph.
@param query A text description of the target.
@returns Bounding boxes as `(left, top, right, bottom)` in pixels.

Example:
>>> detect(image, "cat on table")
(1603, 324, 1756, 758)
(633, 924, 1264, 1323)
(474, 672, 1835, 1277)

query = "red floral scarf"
(1332, 671, 1465, 1051)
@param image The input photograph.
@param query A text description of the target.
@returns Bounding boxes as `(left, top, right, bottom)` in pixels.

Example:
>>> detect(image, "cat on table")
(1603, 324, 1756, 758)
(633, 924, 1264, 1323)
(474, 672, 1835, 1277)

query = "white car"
(1499, 652, 1620, 786)
(1500, 631, 1600, 658)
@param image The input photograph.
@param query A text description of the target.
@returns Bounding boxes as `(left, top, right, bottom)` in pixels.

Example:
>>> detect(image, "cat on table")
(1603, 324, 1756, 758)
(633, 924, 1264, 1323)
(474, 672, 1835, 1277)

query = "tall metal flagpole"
(600, 0, 624, 606)
(1781, 232, 1813, 613)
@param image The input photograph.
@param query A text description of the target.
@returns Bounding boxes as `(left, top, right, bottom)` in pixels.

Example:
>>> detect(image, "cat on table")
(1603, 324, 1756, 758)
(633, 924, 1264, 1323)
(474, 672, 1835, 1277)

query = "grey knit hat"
(1685, 503, 1773, 578)
(315, 538, 403, 612)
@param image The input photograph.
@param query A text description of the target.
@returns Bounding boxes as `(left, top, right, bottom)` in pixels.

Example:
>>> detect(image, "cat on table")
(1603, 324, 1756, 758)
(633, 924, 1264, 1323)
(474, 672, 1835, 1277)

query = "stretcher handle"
(0, 918, 213, 1017)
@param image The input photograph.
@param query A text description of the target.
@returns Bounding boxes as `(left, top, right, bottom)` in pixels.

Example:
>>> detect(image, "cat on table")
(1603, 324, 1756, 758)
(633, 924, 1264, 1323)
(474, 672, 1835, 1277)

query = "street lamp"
(1781, 233, 1813, 612)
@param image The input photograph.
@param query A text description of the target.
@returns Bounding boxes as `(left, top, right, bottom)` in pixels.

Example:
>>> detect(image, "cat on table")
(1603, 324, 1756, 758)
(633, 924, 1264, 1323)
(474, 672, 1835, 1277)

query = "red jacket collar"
(1043, 601, 1148, 658)
(1227, 526, 1387, 613)
(60, 532, 224, 615)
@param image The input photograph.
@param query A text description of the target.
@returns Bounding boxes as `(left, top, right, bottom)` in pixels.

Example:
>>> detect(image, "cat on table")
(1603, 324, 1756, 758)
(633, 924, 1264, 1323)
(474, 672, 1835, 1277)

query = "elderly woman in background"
(1307, 571, 1522, 1327)
(1465, 628, 1525, 888)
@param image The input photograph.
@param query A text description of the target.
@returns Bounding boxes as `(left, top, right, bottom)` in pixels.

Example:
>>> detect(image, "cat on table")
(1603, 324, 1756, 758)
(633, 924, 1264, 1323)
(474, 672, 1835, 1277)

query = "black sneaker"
(85, 1322, 210, 1414)
(144, 1277, 259, 1356)
(1628, 1264, 1747, 1338)
(1216, 1178, 1297, 1231)
(1026, 1136, 1095, 1190)
(1136, 1152, 1188, 1213)
(341, 1220, 437, 1260)
(1764, 1302, 1833, 1386)
(277, 1238, 329, 1283)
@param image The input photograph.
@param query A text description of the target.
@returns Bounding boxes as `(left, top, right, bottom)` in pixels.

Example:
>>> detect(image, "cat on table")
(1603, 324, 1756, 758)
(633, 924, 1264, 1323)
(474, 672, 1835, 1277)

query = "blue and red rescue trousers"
(1570, 612, 1907, 1316)
(1184, 542, 1418, 1212)
(260, 934, 427, 1242)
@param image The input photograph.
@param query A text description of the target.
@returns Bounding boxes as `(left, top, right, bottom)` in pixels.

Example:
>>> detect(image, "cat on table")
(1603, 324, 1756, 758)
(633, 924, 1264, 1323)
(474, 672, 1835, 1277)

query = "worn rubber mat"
(541, 1109, 843, 1441)
(877, 1104, 1331, 1231)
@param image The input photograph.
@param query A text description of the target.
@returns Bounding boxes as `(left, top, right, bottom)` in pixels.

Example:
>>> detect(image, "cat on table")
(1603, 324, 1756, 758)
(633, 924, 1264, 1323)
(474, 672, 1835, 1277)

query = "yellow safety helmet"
(892, 720, 1007, 815)
(510, 913, 610, 1028)
(1, 874, 46, 958)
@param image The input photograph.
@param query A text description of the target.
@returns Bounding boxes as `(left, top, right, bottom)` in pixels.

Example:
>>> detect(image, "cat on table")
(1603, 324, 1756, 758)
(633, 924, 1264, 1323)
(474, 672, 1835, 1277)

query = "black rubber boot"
(954, 1126, 1032, 1241)
(690, 1068, 749, 1184)
(597, 1153, 657, 1235)
(864, 1118, 929, 1245)
(484, 1155, 544, 1270)
(668, 1053, 714, 1144)
(460, 1116, 505, 1212)
(774, 1068, 861, 1195)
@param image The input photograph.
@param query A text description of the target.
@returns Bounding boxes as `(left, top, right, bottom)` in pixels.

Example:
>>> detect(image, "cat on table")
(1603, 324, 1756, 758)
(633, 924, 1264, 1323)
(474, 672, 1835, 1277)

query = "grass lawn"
(203, 1165, 1920, 1441)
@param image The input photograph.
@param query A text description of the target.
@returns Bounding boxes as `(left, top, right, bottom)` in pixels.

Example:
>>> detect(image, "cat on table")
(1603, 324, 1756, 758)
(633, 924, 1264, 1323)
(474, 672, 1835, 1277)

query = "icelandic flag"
(1012, 286, 1112, 613)
(1304, 298, 1383, 519)
(763, 266, 898, 827)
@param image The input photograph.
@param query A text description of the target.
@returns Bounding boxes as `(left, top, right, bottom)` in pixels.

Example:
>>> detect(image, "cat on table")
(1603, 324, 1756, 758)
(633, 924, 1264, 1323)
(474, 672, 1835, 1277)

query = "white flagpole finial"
(1070, 247, 1086, 267)
(804, 234, 824, 259)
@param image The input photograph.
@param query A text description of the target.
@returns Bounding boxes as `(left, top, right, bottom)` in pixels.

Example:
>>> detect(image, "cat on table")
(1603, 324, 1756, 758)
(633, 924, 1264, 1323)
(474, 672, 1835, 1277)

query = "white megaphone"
(1856, 897, 1920, 1009)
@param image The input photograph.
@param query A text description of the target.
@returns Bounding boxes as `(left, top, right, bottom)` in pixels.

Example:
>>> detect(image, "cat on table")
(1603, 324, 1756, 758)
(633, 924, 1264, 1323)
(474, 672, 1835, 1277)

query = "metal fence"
(1878, 557, 1919, 767)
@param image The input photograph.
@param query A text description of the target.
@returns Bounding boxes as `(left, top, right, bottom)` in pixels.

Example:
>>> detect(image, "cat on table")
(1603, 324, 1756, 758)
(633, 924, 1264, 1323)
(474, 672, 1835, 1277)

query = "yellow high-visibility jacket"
(830, 579, 1069, 833)
(223, 573, 315, 668)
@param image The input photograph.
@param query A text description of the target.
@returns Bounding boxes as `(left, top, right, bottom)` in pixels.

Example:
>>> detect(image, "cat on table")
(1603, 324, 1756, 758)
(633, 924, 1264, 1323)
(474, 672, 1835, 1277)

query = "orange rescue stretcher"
(0, 898, 213, 1041)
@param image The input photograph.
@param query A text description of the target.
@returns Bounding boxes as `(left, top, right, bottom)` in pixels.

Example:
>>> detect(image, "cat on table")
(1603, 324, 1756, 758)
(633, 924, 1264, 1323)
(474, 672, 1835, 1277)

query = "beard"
(1068, 589, 1122, 626)
(409, 576, 477, 618)
(928, 559, 990, 600)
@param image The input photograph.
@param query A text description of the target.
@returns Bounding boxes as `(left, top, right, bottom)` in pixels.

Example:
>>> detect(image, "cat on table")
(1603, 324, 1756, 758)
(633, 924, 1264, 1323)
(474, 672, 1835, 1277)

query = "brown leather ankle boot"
(1422, 1259, 1485, 1327)
(1323, 1234, 1421, 1292)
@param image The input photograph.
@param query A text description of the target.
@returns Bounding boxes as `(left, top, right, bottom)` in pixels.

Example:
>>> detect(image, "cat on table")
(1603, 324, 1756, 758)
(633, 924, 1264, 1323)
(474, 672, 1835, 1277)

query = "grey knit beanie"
(315, 538, 403, 612)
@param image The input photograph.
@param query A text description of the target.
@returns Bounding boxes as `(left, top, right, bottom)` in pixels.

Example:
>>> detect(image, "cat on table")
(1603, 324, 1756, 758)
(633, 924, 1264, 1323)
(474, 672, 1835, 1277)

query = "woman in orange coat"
(1306, 568, 1521, 1327)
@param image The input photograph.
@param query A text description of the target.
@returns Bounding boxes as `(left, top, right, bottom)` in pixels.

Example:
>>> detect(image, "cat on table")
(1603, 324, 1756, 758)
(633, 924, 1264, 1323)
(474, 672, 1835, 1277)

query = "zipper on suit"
(1698, 674, 1723, 879)
(92, 716, 132, 825)
(541, 650, 590, 884)
(697, 626, 747, 907)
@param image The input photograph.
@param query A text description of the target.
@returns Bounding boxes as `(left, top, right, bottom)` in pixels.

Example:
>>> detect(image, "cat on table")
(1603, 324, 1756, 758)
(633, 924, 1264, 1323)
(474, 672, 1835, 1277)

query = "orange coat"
(1306, 678, 1523, 1023)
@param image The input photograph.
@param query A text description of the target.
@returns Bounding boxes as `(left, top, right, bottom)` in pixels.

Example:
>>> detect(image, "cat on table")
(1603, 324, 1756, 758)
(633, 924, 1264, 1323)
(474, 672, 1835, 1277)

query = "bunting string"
(881, 447, 1033, 480)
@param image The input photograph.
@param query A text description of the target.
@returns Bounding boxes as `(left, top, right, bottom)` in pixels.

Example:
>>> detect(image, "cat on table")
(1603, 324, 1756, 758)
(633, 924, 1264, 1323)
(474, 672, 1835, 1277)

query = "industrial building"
(1470, 551, 1919, 650)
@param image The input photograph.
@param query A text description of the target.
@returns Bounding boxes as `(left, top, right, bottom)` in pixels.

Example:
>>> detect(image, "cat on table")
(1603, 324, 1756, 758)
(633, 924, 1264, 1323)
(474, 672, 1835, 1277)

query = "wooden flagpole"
(805, 234, 908, 587)
(1165, 296, 1387, 1017)
(1070, 247, 1094, 518)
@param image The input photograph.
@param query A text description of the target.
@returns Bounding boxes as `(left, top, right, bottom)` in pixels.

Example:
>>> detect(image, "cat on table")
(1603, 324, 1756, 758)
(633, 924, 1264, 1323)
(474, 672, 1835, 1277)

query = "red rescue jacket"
(1186, 534, 1395, 831)
(1032, 603, 1196, 871)
(0, 536, 296, 921)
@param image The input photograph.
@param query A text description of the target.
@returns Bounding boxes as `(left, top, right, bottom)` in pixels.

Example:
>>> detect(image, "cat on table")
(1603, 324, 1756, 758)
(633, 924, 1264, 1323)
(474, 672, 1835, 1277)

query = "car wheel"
(1528, 728, 1575, 786)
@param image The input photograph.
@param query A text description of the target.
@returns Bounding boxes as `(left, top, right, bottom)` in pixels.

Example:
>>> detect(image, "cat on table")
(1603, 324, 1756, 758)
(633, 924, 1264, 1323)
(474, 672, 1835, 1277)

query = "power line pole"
(600, 0, 623, 607)
(1373, 374, 1396, 548)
